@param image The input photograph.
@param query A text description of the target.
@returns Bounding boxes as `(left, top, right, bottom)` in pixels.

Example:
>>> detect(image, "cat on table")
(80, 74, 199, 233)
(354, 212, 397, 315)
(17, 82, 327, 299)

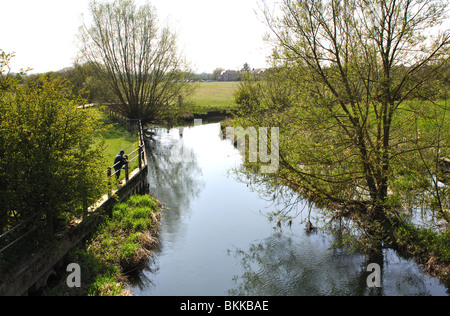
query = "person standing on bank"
(114, 149, 129, 183)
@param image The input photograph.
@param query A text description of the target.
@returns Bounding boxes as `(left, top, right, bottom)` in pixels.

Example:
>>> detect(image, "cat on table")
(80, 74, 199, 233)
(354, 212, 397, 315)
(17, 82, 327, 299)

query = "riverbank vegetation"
(231, 0, 450, 284)
(394, 222, 450, 282)
(43, 195, 162, 296)
(0, 51, 143, 272)
(0, 51, 107, 269)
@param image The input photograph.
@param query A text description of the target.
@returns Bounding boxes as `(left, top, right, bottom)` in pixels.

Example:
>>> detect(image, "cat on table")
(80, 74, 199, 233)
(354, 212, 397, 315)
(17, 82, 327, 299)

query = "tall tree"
(212, 68, 225, 81)
(236, 0, 450, 253)
(78, 0, 193, 122)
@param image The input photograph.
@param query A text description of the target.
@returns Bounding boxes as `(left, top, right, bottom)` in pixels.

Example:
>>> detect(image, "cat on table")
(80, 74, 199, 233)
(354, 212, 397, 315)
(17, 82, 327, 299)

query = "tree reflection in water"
(146, 127, 204, 226)
(228, 233, 371, 296)
(228, 232, 445, 296)
(129, 124, 448, 296)
(229, 165, 448, 296)
(130, 126, 204, 289)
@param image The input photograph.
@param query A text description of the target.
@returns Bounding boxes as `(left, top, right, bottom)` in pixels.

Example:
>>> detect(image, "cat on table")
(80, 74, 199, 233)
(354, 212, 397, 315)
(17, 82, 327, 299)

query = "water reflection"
(130, 122, 448, 296)
(131, 127, 205, 291)
(229, 232, 448, 296)
(146, 127, 204, 233)
(228, 233, 369, 296)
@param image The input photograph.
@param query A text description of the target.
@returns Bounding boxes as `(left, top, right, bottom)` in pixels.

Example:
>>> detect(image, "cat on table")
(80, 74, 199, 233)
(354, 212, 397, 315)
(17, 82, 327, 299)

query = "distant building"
(216, 68, 267, 81)
(218, 70, 241, 81)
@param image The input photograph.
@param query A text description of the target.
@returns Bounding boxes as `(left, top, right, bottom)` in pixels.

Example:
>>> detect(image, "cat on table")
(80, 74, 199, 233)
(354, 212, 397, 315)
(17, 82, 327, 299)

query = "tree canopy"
(234, 0, 450, 254)
(78, 0, 194, 123)
(0, 51, 106, 253)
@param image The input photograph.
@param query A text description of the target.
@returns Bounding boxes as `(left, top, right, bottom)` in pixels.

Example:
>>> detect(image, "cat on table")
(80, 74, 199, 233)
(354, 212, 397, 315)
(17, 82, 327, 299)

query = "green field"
(188, 81, 239, 108)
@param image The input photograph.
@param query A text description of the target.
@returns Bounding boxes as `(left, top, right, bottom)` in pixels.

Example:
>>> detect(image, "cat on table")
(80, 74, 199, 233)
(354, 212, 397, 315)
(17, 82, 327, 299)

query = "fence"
(105, 119, 147, 197)
(0, 117, 149, 295)
(0, 118, 146, 257)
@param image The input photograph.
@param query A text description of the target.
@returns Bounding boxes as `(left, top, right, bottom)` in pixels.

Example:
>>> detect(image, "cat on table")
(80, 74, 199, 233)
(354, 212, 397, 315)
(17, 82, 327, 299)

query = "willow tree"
(235, 0, 450, 252)
(78, 0, 193, 122)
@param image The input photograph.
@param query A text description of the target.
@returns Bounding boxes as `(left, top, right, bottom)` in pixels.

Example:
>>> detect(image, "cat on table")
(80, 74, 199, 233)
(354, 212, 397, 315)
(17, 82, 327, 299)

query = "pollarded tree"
(78, 0, 194, 122)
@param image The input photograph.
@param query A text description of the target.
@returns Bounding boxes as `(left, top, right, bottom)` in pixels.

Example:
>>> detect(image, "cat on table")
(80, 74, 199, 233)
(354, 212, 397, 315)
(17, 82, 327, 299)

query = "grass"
(394, 221, 450, 285)
(43, 195, 162, 296)
(90, 108, 140, 181)
(164, 81, 240, 123)
(188, 81, 239, 108)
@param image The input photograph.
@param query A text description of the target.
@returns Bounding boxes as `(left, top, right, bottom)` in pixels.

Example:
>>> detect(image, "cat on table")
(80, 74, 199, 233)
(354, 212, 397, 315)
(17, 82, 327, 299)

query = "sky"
(0, 0, 273, 74)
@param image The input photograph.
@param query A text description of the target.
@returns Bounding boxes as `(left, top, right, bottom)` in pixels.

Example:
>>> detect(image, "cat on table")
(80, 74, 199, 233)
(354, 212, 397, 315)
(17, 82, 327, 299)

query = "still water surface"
(130, 122, 448, 296)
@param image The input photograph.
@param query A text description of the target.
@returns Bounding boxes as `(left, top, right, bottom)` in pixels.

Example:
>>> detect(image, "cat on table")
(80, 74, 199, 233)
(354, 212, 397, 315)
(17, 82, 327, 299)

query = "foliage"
(233, 0, 450, 254)
(44, 63, 118, 104)
(91, 195, 160, 272)
(0, 52, 106, 248)
(0, 50, 26, 90)
(394, 221, 450, 283)
(78, 0, 194, 123)
(43, 195, 161, 296)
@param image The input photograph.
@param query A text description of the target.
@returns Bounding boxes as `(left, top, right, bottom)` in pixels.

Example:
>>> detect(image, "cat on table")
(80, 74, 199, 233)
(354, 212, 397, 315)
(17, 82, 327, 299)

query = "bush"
(1, 54, 106, 244)
(44, 195, 161, 296)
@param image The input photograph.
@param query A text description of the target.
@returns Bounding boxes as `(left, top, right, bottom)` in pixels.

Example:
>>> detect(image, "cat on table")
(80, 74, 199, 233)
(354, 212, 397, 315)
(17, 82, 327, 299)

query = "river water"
(130, 122, 448, 296)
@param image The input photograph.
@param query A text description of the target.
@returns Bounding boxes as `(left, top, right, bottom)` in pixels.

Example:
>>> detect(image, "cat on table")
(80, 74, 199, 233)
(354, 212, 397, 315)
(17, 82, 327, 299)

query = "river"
(130, 121, 448, 296)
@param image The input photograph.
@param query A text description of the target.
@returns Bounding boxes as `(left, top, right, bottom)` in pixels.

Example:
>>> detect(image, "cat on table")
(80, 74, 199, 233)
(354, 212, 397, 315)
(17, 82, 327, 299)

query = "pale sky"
(0, 0, 272, 74)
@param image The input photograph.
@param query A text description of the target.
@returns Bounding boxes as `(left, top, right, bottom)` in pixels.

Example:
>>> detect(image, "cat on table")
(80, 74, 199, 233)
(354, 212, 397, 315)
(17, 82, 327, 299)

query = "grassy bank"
(394, 222, 450, 286)
(94, 108, 140, 174)
(43, 195, 162, 296)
